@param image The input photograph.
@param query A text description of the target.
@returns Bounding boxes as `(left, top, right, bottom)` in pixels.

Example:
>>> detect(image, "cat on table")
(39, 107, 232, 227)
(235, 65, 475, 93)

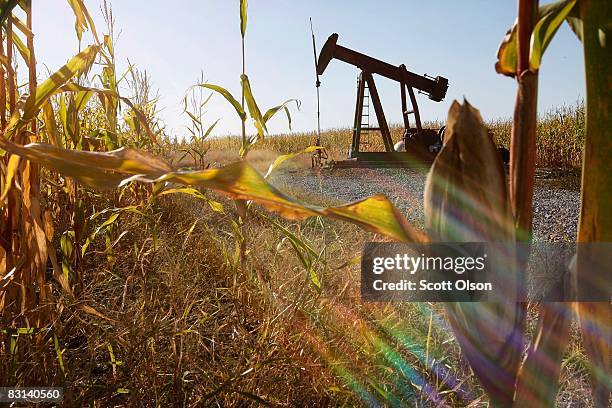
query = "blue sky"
(34, 1, 585, 138)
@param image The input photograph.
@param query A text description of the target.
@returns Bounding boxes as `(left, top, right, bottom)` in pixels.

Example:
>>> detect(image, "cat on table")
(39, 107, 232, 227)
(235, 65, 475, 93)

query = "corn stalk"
(575, 1, 611, 405)
(0, 1, 51, 326)
(509, 1, 572, 406)
(0, 0, 101, 324)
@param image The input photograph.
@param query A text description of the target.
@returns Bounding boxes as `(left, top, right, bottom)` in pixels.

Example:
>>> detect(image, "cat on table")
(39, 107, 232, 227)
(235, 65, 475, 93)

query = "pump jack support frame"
(317, 33, 449, 167)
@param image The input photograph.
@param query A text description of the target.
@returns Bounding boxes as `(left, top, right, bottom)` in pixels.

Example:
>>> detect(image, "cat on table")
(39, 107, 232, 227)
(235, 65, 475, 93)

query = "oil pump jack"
(316, 33, 449, 167)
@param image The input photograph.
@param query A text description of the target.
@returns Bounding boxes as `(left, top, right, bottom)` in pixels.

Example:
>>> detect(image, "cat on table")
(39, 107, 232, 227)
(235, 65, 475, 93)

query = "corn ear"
(424, 100, 523, 406)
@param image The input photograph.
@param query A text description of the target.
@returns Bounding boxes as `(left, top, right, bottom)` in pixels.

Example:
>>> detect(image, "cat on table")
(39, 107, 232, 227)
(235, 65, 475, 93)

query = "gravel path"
(270, 167, 580, 242)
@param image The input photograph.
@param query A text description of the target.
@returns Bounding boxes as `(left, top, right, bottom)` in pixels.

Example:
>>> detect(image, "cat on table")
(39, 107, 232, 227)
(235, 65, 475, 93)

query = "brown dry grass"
(1, 183, 593, 406)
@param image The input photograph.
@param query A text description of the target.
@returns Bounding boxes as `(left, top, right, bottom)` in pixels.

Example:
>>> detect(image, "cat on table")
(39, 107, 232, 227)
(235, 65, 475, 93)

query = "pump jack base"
(326, 152, 436, 169)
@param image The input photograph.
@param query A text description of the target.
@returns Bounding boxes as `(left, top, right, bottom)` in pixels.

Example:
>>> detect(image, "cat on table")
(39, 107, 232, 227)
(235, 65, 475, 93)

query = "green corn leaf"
(53, 334, 65, 377)
(198, 83, 246, 121)
(60, 230, 75, 279)
(531, 0, 579, 70)
(496, 0, 579, 76)
(82, 207, 144, 256)
(267, 216, 319, 260)
(565, 4, 583, 41)
(240, 0, 248, 37)
(74, 90, 94, 111)
(268, 217, 321, 290)
(241, 74, 266, 138)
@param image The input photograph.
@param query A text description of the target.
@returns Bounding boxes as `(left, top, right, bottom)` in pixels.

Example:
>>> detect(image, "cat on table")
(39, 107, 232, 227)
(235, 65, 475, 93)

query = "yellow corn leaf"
(0, 154, 20, 205)
(11, 29, 30, 64)
(263, 99, 299, 130)
(159, 187, 225, 213)
(43, 83, 158, 146)
(264, 146, 321, 178)
(240, 0, 248, 37)
(66, 0, 99, 43)
(22, 45, 99, 122)
(241, 74, 266, 138)
(0, 140, 172, 189)
(80, 304, 115, 322)
(12, 15, 32, 38)
(197, 83, 245, 121)
(0, 139, 423, 243)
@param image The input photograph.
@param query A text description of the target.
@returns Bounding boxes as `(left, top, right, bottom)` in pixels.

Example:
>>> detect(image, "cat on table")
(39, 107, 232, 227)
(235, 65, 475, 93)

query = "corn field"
(0, 0, 609, 407)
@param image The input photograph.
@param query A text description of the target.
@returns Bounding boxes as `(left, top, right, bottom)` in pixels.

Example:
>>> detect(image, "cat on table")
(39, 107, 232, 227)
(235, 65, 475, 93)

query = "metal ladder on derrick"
(358, 78, 374, 148)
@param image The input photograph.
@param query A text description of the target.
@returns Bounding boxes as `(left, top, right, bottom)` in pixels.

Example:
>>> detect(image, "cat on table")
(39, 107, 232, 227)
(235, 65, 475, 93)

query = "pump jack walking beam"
(317, 34, 448, 102)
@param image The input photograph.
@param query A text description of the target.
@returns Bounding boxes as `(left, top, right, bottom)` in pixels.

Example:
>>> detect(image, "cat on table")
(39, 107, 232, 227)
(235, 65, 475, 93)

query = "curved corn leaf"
(262, 213, 322, 290)
(0, 139, 423, 243)
(565, 4, 583, 41)
(66, 0, 99, 43)
(0, 139, 172, 189)
(495, 21, 518, 77)
(241, 74, 266, 138)
(81, 206, 143, 256)
(264, 146, 322, 178)
(263, 98, 300, 130)
(66, 0, 87, 41)
(198, 83, 246, 121)
(240, 0, 248, 38)
(531, 0, 579, 70)
(496, 0, 579, 76)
